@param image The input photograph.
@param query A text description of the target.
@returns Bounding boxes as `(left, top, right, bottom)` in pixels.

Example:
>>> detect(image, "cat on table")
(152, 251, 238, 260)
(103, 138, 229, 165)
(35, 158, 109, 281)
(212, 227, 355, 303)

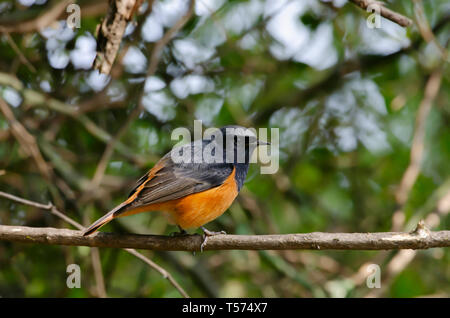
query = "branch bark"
(1, 222, 448, 251)
(0, 0, 72, 34)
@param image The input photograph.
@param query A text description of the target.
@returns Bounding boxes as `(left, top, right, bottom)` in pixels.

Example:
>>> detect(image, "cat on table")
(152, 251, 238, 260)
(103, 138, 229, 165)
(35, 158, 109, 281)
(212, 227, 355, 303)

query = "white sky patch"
(264, 0, 290, 18)
(270, 107, 310, 150)
(41, 21, 75, 41)
(107, 81, 127, 102)
(86, 70, 110, 92)
(223, 0, 263, 35)
(266, 1, 337, 70)
(170, 74, 215, 99)
(70, 35, 96, 69)
(152, 0, 190, 28)
(41, 21, 74, 70)
(358, 19, 410, 55)
(124, 22, 136, 37)
(18, 0, 35, 6)
(123, 46, 147, 74)
(142, 90, 177, 122)
(294, 23, 338, 70)
(141, 13, 163, 42)
(145, 76, 166, 92)
(355, 110, 391, 154)
(191, 17, 227, 49)
(194, 96, 223, 125)
(166, 63, 185, 78)
(2, 87, 22, 108)
(333, 0, 347, 7)
(147, 128, 159, 147)
(173, 38, 216, 69)
(348, 78, 387, 115)
(335, 126, 357, 152)
(239, 31, 260, 50)
(195, 0, 225, 16)
(326, 88, 355, 120)
(48, 50, 69, 69)
(40, 80, 52, 92)
(266, 1, 309, 59)
(324, 76, 390, 154)
(326, 75, 387, 118)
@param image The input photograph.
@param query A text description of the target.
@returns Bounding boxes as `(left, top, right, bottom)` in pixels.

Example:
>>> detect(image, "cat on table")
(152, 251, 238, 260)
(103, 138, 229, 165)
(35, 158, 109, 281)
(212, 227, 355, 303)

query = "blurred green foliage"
(0, 0, 449, 297)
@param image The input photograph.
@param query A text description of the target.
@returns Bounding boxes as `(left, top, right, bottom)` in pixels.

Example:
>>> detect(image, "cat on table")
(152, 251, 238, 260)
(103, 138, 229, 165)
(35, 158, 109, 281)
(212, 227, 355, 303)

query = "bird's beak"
(257, 140, 270, 146)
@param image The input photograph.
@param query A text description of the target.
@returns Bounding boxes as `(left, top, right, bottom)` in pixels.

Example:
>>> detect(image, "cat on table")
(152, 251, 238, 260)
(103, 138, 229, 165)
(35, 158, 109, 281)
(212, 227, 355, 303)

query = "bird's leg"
(178, 225, 187, 234)
(169, 225, 188, 237)
(200, 226, 226, 252)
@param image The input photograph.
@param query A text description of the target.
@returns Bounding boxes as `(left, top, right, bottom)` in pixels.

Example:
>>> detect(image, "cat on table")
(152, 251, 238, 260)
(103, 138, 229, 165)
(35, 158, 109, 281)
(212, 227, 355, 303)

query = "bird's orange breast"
(170, 167, 238, 229)
(118, 167, 238, 229)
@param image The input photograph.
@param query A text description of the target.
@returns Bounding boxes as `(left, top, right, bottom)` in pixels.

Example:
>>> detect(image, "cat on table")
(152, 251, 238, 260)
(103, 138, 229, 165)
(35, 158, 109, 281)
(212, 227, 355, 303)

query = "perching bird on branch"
(83, 126, 269, 248)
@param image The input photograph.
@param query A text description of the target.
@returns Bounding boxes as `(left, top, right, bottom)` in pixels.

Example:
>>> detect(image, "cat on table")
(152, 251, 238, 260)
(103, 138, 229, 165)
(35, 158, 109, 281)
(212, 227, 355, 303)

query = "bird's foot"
(200, 226, 226, 252)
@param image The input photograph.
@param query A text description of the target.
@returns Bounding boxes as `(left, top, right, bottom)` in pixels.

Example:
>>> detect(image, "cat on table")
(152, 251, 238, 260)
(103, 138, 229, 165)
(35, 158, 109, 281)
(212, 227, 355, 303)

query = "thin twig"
(87, 0, 196, 195)
(0, 0, 72, 33)
(349, 0, 413, 27)
(365, 70, 444, 296)
(0, 72, 149, 166)
(0, 97, 52, 181)
(413, 0, 449, 62)
(125, 248, 189, 298)
(0, 191, 190, 298)
(1, 31, 36, 72)
(90, 247, 108, 298)
(146, 0, 196, 76)
(392, 69, 443, 230)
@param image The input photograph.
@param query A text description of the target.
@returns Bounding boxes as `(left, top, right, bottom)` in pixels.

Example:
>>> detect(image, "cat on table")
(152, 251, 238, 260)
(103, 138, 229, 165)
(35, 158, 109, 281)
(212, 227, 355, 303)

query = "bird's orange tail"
(82, 203, 128, 236)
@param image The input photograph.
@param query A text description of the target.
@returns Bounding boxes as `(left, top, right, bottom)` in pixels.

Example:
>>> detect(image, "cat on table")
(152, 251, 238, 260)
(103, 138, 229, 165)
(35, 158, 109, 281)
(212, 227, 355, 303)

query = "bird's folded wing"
(126, 154, 234, 208)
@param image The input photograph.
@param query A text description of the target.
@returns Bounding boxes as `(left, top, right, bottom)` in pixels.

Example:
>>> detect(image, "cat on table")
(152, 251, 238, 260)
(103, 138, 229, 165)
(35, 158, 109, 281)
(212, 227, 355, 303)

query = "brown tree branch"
(0, 0, 72, 34)
(1, 222, 448, 251)
(94, 0, 145, 74)
(86, 0, 196, 199)
(349, 0, 413, 27)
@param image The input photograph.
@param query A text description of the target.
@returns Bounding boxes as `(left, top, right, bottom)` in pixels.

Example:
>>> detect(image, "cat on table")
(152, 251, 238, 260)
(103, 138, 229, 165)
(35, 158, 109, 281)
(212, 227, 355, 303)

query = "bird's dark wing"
(125, 148, 234, 209)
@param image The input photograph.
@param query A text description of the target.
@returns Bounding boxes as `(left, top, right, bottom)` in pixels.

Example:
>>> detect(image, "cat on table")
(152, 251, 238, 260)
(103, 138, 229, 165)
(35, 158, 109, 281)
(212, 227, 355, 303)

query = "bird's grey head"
(171, 125, 269, 165)
(203, 125, 269, 164)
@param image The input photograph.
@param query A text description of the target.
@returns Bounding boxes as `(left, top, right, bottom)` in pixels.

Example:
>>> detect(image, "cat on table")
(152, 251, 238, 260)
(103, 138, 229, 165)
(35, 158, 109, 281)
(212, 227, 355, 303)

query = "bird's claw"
(200, 227, 226, 252)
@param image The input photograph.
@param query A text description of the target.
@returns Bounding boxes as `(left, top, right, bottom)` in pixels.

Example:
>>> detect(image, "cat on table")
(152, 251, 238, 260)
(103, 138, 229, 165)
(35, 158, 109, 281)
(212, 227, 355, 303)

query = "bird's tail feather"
(82, 202, 128, 236)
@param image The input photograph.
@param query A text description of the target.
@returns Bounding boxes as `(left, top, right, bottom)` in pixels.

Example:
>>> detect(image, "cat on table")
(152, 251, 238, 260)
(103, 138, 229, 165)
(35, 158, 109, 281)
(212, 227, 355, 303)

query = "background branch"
(94, 0, 144, 74)
(349, 0, 413, 27)
(86, 0, 196, 199)
(0, 190, 189, 298)
(0, 0, 72, 34)
(0, 98, 53, 181)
